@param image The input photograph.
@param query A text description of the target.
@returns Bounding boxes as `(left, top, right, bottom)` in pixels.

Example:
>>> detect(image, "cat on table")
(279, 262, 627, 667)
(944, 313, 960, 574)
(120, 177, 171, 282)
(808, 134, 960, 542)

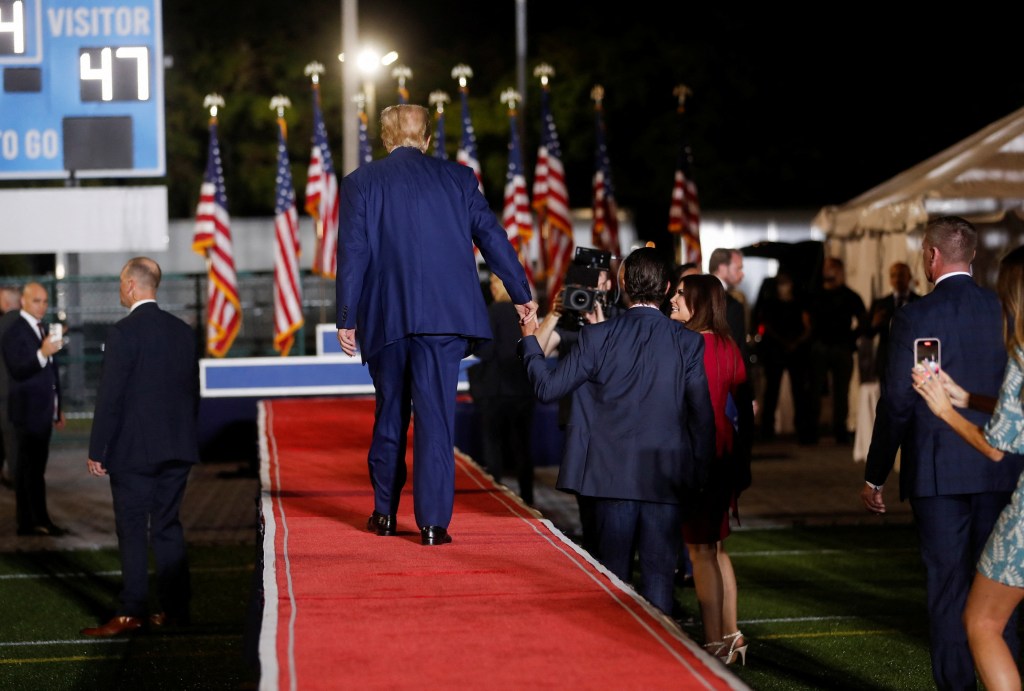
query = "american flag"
(357, 110, 373, 166)
(591, 96, 620, 259)
(502, 101, 534, 289)
(273, 117, 304, 356)
(433, 109, 447, 160)
(669, 97, 701, 265)
(304, 82, 339, 279)
(192, 116, 241, 358)
(533, 82, 573, 311)
(456, 85, 483, 193)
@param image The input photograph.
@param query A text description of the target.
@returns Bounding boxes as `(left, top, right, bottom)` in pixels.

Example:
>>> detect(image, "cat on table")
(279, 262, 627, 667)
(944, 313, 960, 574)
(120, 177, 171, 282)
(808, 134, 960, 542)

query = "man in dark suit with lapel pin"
(82, 257, 200, 637)
(519, 247, 715, 614)
(866, 261, 920, 385)
(2, 282, 65, 536)
(861, 216, 1023, 689)
(337, 104, 536, 546)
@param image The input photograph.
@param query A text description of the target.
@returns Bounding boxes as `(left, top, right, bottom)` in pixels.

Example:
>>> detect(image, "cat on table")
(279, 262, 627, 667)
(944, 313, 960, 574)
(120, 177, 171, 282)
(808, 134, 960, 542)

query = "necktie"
(37, 322, 46, 341)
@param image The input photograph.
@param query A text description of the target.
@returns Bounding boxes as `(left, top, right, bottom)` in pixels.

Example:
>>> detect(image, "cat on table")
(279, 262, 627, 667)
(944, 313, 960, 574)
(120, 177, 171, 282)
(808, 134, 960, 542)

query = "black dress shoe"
(420, 526, 452, 546)
(366, 511, 397, 536)
(149, 611, 190, 628)
(17, 525, 66, 537)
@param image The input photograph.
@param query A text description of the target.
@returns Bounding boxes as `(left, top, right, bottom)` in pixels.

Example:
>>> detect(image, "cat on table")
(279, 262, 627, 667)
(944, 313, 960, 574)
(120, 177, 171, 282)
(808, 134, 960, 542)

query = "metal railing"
(14, 270, 338, 417)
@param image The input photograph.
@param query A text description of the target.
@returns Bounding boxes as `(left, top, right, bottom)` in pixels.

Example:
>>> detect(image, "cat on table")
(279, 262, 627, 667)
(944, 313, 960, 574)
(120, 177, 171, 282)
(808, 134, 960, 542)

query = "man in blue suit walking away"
(337, 104, 536, 546)
(519, 247, 715, 614)
(861, 216, 1024, 689)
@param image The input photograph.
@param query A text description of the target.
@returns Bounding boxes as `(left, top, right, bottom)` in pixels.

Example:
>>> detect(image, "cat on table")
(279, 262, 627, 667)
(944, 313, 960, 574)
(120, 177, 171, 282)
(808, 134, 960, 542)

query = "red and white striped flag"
(668, 91, 701, 265)
(591, 91, 620, 259)
(305, 81, 339, 279)
(273, 116, 304, 356)
(193, 114, 241, 357)
(533, 78, 573, 311)
(453, 65, 483, 193)
(501, 94, 534, 290)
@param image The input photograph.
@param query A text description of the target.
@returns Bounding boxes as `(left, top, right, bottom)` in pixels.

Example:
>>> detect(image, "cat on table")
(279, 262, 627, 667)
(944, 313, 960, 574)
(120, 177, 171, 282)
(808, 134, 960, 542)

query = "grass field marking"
(740, 615, 861, 624)
(0, 641, 242, 665)
(730, 548, 918, 557)
(756, 629, 897, 641)
(0, 565, 253, 581)
(0, 633, 241, 651)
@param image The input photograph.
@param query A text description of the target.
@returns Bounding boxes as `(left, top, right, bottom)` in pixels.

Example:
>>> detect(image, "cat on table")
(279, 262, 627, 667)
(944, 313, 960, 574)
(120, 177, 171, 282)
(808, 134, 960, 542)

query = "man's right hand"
(515, 300, 538, 325)
(860, 482, 886, 514)
(40, 336, 62, 358)
(337, 328, 357, 357)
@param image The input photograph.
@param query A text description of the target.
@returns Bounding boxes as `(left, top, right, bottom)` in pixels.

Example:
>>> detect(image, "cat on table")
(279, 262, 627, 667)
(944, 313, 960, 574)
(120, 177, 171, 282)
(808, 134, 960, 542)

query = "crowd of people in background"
(6, 176, 1024, 686)
(470, 218, 1024, 684)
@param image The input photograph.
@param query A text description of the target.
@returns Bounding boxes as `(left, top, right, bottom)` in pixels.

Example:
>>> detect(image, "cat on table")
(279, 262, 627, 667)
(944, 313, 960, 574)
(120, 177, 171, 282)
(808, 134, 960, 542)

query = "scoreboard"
(0, 0, 164, 179)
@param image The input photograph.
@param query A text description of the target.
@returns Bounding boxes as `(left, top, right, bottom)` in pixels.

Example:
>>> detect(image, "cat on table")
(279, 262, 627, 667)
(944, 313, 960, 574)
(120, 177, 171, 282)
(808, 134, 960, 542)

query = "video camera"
(559, 247, 613, 329)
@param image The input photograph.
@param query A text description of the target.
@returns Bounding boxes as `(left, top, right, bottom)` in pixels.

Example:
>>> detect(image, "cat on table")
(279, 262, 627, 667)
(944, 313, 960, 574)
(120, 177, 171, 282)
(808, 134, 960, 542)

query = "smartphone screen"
(915, 338, 941, 373)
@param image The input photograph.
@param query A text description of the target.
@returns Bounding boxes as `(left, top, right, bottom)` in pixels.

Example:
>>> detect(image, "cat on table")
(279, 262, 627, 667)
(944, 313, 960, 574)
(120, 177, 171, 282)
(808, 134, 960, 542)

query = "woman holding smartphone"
(913, 243, 1024, 691)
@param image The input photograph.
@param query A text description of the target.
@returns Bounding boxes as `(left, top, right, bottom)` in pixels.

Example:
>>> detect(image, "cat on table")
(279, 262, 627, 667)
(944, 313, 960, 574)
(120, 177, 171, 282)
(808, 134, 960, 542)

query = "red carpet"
(258, 397, 746, 690)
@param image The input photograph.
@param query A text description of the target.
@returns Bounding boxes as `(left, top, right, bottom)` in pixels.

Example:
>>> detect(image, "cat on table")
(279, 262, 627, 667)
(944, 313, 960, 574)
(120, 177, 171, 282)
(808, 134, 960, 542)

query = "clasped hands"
(911, 364, 968, 416)
(516, 300, 539, 337)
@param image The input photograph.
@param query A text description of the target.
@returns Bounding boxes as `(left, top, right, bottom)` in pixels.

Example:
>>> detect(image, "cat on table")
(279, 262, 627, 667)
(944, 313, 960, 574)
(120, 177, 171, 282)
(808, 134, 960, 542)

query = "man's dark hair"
(708, 247, 736, 275)
(925, 215, 977, 264)
(623, 248, 669, 305)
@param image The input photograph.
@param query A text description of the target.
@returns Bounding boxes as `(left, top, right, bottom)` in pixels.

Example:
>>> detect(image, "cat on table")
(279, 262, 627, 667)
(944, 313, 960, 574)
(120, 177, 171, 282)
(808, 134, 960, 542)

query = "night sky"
(352, 2, 1024, 238)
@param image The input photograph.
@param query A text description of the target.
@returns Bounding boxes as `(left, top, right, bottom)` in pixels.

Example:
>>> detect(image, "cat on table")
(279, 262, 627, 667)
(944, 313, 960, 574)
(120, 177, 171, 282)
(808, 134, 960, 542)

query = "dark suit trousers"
(809, 342, 854, 440)
(911, 492, 1018, 690)
(15, 427, 52, 531)
(478, 397, 535, 505)
(593, 498, 682, 615)
(109, 461, 192, 618)
(366, 335, 465, 529)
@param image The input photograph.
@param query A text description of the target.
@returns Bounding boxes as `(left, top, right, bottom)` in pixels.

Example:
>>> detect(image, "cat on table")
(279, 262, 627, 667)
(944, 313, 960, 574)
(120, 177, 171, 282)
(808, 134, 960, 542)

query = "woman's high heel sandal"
(719, 631, 748, 666)
(702, 640, 725, 657)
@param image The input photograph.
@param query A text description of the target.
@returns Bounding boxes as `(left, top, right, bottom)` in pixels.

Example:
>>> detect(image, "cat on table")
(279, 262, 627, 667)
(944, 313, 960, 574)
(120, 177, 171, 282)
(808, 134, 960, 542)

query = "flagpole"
(306, 61, 329, 326)
(200, 93, 225, 357)
(672, 84, 691, 267)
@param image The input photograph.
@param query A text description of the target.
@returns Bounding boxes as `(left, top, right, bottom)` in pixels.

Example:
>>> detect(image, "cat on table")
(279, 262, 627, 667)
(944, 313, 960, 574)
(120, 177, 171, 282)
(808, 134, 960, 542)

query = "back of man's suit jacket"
(336, 146, 531, 362)
(521, 307, 715, 503)
(88, 303, 200, 473)
(865, 275, 1024, 498)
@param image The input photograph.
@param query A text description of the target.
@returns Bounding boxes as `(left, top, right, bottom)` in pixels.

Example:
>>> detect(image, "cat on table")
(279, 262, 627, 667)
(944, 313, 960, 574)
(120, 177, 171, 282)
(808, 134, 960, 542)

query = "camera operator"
(532, 250, 621, 554)
(536, 251, 622, 358)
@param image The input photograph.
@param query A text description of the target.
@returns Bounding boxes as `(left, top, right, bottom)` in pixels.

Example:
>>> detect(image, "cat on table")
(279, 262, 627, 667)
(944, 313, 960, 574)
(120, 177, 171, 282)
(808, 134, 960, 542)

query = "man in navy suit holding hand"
(82, 257, 200, 637)
(519, 247, 715, 614)
(337, 104, 536, 546)
(862, 216, 1023, 688)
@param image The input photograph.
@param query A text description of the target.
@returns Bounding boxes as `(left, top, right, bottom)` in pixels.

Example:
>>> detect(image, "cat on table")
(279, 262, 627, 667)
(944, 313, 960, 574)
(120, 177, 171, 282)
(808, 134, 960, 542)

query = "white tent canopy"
(813, 103, 1024, 304)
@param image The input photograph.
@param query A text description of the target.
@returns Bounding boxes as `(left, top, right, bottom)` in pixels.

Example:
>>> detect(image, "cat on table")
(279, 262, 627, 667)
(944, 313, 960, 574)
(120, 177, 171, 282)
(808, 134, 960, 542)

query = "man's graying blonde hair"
(380, 105, 429, 153)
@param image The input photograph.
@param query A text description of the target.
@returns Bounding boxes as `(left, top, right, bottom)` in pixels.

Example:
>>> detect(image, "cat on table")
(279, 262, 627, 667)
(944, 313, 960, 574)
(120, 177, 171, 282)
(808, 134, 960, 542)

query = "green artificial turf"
(676, 524, 936, 690)
(0, 524, 992, 690)
(0, 544, 260, 690)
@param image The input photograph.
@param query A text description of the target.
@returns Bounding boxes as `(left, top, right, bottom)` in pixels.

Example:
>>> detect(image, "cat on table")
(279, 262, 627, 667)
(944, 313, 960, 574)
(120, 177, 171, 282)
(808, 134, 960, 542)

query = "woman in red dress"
(669, 273, 753, 666)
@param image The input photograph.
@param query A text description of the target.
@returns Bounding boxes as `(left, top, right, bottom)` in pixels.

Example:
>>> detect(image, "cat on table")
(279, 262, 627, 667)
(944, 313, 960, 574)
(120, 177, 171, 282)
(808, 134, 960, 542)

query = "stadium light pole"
(341, 0, 359, 175)
(356, 47, 399, 140)
(338, 40, 398, 172)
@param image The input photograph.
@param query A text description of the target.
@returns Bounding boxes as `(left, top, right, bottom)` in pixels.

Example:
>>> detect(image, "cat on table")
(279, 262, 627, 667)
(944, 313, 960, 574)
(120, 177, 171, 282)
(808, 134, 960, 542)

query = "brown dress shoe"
(81, 615, 143, 637)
